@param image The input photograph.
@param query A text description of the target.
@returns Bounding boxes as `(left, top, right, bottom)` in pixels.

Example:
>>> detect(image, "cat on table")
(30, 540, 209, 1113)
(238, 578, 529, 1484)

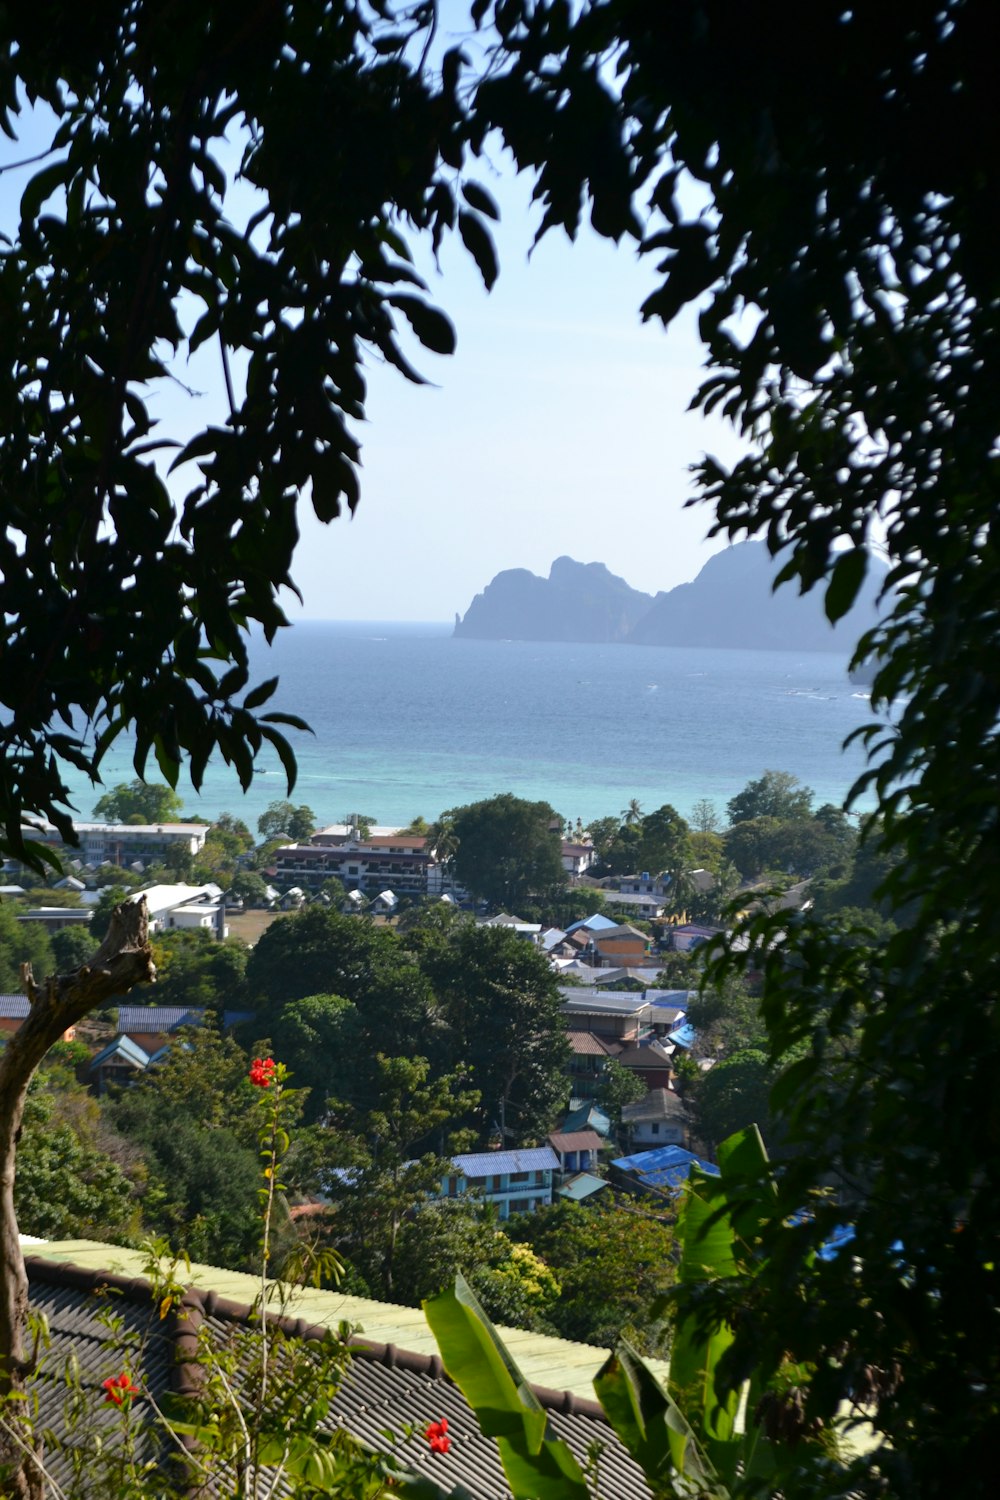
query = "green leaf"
(423, 1275, 589, 1500)
(595, 1340, 725, 1496)
(243, 676, 279, 711)
(387, 295, 457, 355)
(825, 547, 868, 623)
(461, 180, 500, 220)
(458, 210, 498, 290)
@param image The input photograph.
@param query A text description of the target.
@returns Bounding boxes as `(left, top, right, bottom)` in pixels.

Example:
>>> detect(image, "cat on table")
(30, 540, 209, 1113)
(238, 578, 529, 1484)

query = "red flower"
(425, 1418, 450, 1455)
(102, 1372, 139, 1406)
(249, 1057, 277, 1088)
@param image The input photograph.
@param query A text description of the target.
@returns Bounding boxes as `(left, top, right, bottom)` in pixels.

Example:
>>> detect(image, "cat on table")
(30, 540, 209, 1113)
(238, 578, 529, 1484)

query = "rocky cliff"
(453, 556, 653, 643)
(454, 543, 887, 651)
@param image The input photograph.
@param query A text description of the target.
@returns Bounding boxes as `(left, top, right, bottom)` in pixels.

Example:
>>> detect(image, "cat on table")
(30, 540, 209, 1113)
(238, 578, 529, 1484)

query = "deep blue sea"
(57, 622, 883, 830)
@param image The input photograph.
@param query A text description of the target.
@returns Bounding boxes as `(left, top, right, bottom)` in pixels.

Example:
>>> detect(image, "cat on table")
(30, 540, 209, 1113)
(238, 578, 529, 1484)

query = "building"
(24, 1239, 655, 1499)
(20, 821, 212, 870)
(125, 883, 227, 938)
(271, 837, 432, 897)
(0, 995, 77, 1042)
(620, 1088, 688, 1149)
(559, 988, 654, 1042)
(439, 1147, 561, 1219)
(610, 1144, 719, 1199)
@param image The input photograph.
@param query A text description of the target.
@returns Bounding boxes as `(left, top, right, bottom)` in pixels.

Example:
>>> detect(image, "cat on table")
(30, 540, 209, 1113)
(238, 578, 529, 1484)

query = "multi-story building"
(270, 835, 432, 897)
(437, 1147, 561, 1219)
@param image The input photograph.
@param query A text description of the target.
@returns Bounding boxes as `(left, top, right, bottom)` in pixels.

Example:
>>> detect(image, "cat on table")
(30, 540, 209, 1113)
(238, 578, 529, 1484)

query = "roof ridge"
(24, 1255, 608, 1423)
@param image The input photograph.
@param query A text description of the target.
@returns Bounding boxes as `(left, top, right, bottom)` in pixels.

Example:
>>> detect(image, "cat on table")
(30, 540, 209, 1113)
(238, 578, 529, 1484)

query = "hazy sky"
(1, 14, 752, 625)
(296, 173, 749, 622)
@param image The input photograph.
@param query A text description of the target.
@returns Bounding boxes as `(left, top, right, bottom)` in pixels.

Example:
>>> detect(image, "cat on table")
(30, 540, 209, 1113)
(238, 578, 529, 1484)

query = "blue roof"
(89, 1035, 150, 1070)
(558, 1173, 610, 1202)
(563, 1102, 611, 1136)
(564, 914, 619, 936)
(116, 1005, 254, 1032)
(452, 1148, 560, 1178)
(612, 1144, 719, 1193)
(666, 1022, 697, 1049)
(0, 995, 29, 1020)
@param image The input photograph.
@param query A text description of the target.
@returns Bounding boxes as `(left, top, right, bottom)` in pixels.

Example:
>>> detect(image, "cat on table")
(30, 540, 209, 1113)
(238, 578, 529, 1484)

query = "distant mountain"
(453, 556, 653, 643)
(626, 542, 888, 651)
(454, 543, 888, 651)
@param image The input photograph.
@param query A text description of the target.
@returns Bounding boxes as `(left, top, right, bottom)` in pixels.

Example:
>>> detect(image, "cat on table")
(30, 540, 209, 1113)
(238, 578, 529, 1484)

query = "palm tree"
(621, 798, 643, 827)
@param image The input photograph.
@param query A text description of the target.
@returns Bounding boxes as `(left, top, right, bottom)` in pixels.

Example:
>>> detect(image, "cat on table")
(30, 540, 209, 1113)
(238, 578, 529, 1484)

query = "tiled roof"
(25, 1247, 654, 1500)
(565, 1029, 618, 1057)
(0, 994, 30, 1019)
(452, 1147, 560, 1178)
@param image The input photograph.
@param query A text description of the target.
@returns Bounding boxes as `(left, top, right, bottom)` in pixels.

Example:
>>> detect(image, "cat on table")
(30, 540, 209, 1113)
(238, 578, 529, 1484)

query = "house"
(18, 821, 212, 871)
(15, 906, 93, 935)
(125, 884, 227, 938)
(559, 988, 653, 1042)
(0, 995, 77, 1042)
(557, 1172, 610, 1204)
(561, 1100, 612, 1137)
(600, 890, 665, 918)
(620, 1087, 688, 1148)
(565, 1029, 620, 1098)
(438, 1147, 560, 1220)
(370, 888, 398, 916)
(116, 1004, 253, 1056)
(24, 1240, 655, 1499)
(272, 834, 432, 898)
(546, 1130, 604, 1174)
(560, 840, 598, 878)
(341, 888, 368, 914)
(88, 1034, 151, 1092)
(481, 912, 542, 940)
(615, 1040, 676, 1092)
(579, 923, 655, 969)
(610, 1144, 719, 1198)
(667, 922, 719, 953)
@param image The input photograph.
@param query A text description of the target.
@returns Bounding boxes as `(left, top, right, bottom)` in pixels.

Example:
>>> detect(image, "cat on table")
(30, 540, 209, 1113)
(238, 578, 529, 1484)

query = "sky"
(0, 10, 752, 624)
(300, 176, 750, 622)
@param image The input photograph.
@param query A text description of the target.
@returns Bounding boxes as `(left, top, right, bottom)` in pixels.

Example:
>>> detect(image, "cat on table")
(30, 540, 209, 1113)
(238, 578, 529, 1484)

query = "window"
(510, 1172, 529, 1184)
(651, 1123, 659, 1135)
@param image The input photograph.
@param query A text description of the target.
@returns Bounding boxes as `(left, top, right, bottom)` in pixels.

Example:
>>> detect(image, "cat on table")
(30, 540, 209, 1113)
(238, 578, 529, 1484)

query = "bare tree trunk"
(0, 897, 155, 1499)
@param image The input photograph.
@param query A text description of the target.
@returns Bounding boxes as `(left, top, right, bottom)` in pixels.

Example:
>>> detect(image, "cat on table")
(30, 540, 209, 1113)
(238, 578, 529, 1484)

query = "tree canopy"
(448, 794, 565, 911)
(3, 3, 1000, 1492)
(91, 779, 185, 824)
(0, 1, 497, 867)
(466, 1, 1000, 1484)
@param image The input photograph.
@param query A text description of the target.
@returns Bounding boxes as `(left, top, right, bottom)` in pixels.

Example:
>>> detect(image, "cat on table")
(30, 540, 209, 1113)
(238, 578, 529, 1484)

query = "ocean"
(56, 622, 882, 832)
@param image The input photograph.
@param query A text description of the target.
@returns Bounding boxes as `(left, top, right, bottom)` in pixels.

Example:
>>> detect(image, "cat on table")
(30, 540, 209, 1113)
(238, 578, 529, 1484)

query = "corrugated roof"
(558, 1173, 610, 1202)
(25, 1249, 655, 1500)
(548, 1131, 605, 1154)
(612, 1145, 719, 1194)
(88, 1035, 150, 1070)
(0, 994, 30, 1019)
(452, 1147, 560, 1177)
(25, 1238, 667, 1403)
(621, 1088, 687, 1123)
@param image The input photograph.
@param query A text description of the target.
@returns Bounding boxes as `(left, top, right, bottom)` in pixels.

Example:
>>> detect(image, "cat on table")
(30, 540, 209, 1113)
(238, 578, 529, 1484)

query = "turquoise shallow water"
(58, 622, 881, 829)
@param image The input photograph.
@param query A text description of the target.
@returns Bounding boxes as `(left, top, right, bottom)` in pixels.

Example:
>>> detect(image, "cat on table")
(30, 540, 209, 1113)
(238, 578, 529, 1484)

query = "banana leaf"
(423, 1274, 590, 1500)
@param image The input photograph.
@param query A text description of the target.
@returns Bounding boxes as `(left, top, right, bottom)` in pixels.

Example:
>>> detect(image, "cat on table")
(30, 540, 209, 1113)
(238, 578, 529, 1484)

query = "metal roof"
(0, 994, 30, 1019)
(452, 1147, 560, 1177)
(25, 1236, 668, 1404)
(558, 1173, 610, 1202)
(612, 1145, 719, 1194)
(25, 1246, 656, 1500)
(88, 1035, 150, 1070)
(560, 989, 651, 1013)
